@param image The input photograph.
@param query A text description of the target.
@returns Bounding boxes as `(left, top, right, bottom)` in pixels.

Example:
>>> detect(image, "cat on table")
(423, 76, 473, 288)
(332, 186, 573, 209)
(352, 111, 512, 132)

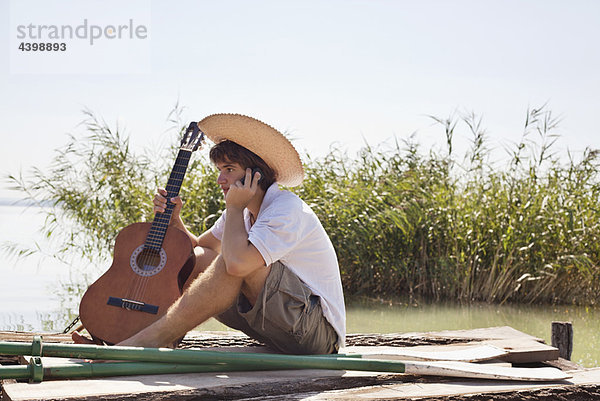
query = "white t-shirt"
(210, 183, 346, 347)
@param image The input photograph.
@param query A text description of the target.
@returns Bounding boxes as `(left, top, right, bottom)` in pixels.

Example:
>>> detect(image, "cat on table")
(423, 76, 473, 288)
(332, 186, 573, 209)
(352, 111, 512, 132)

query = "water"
(1, 203, 598, 367)
(0, 202, 107, 332)
(0, 203, 75, 331)
(343, 299, 600, 368)
(192, 300, 599, 368)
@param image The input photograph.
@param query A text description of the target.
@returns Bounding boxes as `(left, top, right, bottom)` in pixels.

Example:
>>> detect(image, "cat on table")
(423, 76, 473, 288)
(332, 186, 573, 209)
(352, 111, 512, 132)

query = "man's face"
(215, 160, 246, 196)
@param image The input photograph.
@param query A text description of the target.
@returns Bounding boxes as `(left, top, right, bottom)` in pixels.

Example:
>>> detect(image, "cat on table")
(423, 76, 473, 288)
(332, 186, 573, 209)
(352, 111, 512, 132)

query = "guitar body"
(79, 222, 195, 345)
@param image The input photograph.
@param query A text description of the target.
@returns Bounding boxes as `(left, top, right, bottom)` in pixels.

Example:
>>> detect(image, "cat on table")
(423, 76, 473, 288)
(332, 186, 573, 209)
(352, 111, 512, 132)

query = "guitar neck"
(145, 149, 193, 251)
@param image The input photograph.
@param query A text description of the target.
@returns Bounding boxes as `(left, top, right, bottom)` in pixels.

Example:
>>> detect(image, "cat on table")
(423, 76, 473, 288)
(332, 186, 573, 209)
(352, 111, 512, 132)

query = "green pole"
(0, 337, 405, 375)
(0, 359, 273, 382)
(0, 364, 34, 380)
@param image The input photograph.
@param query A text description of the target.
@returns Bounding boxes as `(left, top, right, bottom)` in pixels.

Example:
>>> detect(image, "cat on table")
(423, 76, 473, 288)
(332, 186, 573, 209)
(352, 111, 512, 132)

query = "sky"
(1, 0, 599, 199)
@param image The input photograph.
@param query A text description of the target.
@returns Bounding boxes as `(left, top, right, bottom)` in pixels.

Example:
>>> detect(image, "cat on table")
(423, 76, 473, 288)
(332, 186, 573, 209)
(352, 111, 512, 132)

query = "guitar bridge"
(107, 297, 159, 314)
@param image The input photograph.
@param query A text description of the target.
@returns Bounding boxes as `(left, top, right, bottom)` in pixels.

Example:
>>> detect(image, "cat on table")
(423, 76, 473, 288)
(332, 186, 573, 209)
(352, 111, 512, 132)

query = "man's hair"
(209, 140, 276, 191)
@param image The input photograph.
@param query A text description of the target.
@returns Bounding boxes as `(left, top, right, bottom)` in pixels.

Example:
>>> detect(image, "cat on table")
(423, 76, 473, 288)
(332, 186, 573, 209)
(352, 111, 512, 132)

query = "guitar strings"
(130, 206, 169, 304)
(127, 153, 189, 307)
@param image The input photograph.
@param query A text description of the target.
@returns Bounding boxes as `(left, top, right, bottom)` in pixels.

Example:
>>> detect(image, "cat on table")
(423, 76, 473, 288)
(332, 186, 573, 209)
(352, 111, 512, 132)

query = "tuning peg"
(193, 128, 205, 151)
(188, 122, 199, 144)
(181, 122, 197, 147)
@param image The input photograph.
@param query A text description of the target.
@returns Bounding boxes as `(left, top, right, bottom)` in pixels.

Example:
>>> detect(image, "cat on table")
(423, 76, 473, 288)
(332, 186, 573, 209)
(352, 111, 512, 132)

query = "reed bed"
(5, 106, 600, 305)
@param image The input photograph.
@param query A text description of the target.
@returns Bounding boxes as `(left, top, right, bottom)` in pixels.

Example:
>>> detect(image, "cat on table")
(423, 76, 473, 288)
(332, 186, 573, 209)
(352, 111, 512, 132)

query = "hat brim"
(198, 114, 304, 187)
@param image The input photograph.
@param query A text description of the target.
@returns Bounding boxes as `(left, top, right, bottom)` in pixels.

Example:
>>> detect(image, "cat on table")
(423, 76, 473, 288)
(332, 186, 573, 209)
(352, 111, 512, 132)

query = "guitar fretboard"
(145, 149, 192, 251)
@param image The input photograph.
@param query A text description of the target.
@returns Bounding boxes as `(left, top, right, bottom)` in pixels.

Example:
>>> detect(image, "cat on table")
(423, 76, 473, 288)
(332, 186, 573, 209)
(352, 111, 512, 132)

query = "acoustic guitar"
(79, 122, 205, 345)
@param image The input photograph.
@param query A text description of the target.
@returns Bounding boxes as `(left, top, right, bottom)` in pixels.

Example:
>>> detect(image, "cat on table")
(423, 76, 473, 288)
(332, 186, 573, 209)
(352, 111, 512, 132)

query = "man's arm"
(197, 230, 221, 254)
(221, 169, 266, 276)
(221, 206, 265, 276)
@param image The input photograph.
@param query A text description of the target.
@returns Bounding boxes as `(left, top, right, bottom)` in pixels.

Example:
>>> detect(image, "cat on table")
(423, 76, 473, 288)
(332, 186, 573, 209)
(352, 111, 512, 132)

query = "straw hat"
(198, 114, 304, 187)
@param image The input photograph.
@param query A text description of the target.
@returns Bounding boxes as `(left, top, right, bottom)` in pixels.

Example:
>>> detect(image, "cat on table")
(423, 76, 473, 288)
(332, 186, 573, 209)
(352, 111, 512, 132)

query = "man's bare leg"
(73, 247, 220, 345)
(186, 246, 270, 307)
(182, 246, 219, 292)
(118, 254, 268, 348)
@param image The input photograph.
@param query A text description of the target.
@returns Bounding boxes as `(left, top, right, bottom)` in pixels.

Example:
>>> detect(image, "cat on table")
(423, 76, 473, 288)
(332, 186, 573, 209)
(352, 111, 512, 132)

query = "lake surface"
(1, 203, 598, 367)
(194, 300, 599, 368)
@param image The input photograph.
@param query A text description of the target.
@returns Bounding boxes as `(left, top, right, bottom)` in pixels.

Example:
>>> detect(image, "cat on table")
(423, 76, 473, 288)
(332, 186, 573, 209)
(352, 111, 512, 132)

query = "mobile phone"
(240, 167, 263, 185)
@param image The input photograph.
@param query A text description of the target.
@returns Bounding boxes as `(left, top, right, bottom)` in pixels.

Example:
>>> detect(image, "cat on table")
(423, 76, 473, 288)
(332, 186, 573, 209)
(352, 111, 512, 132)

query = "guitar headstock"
(180, 122, 205, 152)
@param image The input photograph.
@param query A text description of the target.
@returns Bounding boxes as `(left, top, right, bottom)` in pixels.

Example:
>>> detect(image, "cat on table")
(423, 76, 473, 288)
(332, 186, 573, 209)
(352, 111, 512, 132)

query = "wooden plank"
(483, 338, 559, 363)
(2, 366, 594, 401)
(258, 368, 600, 400)
(391, 327, 559, 364)
(402, 360, 569, 381)
(409, 326, 544, 342)
(1, 329, 559, 365)
(342, 343, 509, 362)
(479, 359, 512, 367)
(1, 327, 539, 345)
(0, 327, 571, 401)
(344, 335, 558, 365)
(0, 332, 72, 343)
(0, 326, 544, 346)
(2, 369, 349, 401)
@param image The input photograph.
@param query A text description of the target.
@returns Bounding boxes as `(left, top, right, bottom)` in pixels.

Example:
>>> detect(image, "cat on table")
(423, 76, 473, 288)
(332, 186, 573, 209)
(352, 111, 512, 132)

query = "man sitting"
(119, 114, 345, 354)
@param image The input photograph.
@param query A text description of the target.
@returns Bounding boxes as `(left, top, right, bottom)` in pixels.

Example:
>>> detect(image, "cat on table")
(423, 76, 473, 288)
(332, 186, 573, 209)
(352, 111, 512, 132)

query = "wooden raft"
(1, 326, 593, 401)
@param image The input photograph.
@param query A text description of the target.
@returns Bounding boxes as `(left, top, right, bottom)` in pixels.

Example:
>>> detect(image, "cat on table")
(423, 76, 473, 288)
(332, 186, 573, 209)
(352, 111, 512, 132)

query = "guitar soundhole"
(130, 245, 167, 277)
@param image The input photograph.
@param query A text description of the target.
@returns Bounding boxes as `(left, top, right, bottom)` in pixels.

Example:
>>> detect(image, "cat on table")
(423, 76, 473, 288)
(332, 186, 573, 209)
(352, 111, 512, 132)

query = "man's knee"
(182, 248, 221, 292)
(194, 246, 219, 270)
(202, 255, 266, 299)
(182, 247, 219, 291)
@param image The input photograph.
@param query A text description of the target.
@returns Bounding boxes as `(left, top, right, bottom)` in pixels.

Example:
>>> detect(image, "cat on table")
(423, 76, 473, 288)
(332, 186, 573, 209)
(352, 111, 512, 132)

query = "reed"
(296, 107, 600, 304)
(5, 105, 600, 305)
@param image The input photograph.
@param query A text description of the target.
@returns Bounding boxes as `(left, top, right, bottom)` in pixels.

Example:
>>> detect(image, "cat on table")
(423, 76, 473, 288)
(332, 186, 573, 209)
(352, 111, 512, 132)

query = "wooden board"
(413, 326, 545, 342)
(1, 368, 348, 401)
(342, 343, 509, 362)
(0, 332, 72, 343)
(0, 327, 560, 365)
(387, 326, 559, 364)
(483, 338, 559, 363)
(0, 327, 573, 401)
(0, 326, 539, 345)
(2, 366, 595, 401)
(403, 360, 570, 381)
(264, 368, 600, 400)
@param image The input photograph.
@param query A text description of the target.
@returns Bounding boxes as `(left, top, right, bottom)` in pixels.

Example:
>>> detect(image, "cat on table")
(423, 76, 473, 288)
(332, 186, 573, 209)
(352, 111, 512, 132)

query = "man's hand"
(225, 168, 261, 210)
(153, 188, 189, 238)
(154, 188, 183, 216)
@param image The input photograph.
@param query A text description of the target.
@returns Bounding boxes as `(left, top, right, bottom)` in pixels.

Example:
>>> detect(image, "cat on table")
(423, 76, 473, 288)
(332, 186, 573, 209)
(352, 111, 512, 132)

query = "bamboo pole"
(0, 337, 569, 382)
(0, 337, 406, 374)
(0, 359, 268, 382)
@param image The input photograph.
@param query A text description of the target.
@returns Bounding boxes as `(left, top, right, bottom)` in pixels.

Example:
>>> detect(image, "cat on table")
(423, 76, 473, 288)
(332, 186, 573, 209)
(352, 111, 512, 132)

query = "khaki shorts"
(216, 261, 338, 355)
